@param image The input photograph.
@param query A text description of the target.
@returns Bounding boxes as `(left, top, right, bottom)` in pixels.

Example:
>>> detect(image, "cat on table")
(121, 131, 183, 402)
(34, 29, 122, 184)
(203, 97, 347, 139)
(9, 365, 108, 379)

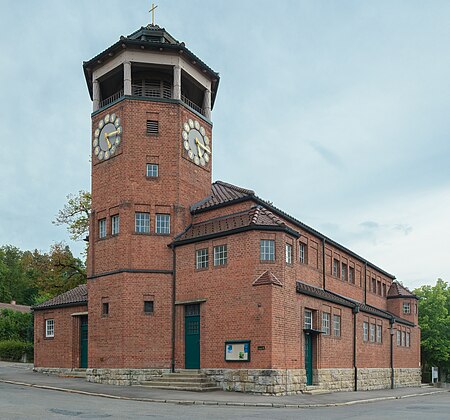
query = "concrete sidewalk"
(0, 362, 447, 409)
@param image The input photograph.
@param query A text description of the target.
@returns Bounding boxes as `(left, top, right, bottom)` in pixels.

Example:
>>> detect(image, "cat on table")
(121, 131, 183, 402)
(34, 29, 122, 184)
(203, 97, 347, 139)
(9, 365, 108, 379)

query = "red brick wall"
(34, 305, 87, 368)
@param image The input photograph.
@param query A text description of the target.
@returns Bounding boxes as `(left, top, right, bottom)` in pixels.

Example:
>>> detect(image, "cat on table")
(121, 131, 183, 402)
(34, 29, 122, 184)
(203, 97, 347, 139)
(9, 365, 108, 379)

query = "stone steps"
(139, 371, 220, 392)
(302, 385, 331, 395)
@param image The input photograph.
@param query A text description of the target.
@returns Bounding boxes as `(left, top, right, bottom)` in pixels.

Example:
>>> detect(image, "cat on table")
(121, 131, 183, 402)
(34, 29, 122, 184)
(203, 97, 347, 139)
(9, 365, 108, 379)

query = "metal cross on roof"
(149, 2, 158, 26)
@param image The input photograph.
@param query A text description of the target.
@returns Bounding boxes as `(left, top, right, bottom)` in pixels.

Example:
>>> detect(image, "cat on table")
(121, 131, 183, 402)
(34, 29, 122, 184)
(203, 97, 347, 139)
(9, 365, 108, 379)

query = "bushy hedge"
(0, 340, 33, 362)
(0, 309, 33, 342)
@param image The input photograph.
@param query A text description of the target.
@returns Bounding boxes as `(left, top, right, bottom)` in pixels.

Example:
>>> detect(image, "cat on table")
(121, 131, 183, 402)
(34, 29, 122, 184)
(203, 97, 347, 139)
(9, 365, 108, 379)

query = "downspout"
(364, 262, 367, 304)
(390, 318, 395, 389)
(353, 305, 359, 391)
(171, 245, 177, 373)
(322, 238, 326, 289)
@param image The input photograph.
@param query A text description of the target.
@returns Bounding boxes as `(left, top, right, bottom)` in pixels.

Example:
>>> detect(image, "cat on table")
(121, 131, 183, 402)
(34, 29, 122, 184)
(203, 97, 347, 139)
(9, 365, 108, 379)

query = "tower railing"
(181, 94, 204, 116)
(99, 89, 124, 108)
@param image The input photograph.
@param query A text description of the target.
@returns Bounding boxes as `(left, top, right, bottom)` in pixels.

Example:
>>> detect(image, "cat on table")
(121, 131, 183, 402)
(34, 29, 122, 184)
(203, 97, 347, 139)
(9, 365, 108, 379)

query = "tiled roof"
(174, 205, 294, 243)
(253, 271, 283, 287)
(0, 302, 31, 313)
(33, 284, 88, 310)
(296, 281, 355, 308)
(387, 282, 418, 299)
(191, 181, 255, 212)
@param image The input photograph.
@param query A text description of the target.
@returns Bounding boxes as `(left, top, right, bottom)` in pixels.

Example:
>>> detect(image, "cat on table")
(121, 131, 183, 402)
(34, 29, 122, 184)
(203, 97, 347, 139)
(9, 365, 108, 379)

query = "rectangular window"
(111, 214, 120, 235)
(406, 332, 411, 347)
(146, 163, 159, 177)
(213, 244, 228, 266)
(341, 263, 348, 281)
(372, 278, 377, 293)
(363, 321, 369, 342)
(102, 302, 109, 317)
(402, 331, 406, 346)
(196, 248, 209, 269)
(370, 323, 376, 342)
(403, 302, 411, 314)
(349, 266, 355, 284)
(304, 309, 313, 329)
(299, 243, 306, 264)
(135, 212, 150, 233)
(333, 259, 339, 277)
(376, 324, 382, 343)
(260, 239, 275, 261)
(146, 120, 159, 135)
(99, 218, 106, 239)
(377, 280, 381, 295)
(144, 300, 154, 314)
(322, 312, 330, 335)
(382, 283, 387, 297)
(285, 243, 292, 264)
(333, 314, 341, 337)
(397, 330, 401, 346)
(156, 214, 170, 234)
(45, 319, 54, 338)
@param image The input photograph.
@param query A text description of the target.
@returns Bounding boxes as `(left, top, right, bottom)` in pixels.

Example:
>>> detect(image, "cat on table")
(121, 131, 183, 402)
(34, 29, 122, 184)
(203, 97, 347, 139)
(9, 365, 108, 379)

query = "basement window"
(146, 120, 159, 135)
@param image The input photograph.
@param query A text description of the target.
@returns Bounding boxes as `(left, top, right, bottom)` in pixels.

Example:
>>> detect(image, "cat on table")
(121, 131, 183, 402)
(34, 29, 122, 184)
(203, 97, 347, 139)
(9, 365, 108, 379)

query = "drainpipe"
(390, 318, 395, 389)
(353, 305, 359, 391)
(322, 238, 326, 289)
(364, 262, 367, 304)
(171, 245, 177, 373)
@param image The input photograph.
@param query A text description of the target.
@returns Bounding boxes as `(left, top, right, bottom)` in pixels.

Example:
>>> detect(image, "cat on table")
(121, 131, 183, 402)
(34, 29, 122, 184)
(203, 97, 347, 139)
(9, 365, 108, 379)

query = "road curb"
(0, 379, 447, 409)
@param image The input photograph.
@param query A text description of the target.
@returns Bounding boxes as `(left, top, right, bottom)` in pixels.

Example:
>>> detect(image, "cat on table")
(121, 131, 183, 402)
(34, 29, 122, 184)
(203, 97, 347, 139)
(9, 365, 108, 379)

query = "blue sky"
(1, 0, 449, 289)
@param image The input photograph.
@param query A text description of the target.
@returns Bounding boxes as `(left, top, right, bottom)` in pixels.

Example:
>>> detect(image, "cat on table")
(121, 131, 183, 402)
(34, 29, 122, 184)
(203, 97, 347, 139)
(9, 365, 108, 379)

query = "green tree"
(414, 279, 450, 381)
(53, 190, 91, 242)
(0, 309, 33, 342)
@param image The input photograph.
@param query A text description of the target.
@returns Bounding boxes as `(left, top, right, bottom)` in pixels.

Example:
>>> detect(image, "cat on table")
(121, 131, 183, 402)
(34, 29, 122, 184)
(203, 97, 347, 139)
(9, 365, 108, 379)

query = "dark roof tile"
(387, 282, 418, 299)
(33, 284, 88, 310)
(253, 271, 283, 287)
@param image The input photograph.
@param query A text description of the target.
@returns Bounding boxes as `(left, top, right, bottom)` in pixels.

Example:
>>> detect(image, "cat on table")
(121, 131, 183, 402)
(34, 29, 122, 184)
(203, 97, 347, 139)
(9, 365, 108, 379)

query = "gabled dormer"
(387, 281, 419, 324)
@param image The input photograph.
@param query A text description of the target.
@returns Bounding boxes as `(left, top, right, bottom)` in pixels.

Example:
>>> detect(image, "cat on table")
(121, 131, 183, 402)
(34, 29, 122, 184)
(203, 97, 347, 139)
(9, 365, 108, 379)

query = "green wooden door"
(185, 304, 200, 369)
(80, 316, 88, 369)
(305, 333, 313, 385)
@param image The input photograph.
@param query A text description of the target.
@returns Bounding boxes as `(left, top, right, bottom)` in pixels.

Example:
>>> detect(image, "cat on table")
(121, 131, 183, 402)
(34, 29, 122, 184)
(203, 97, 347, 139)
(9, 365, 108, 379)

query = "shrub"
(0, 340, 33, 362)
(0, 309, 33, 342)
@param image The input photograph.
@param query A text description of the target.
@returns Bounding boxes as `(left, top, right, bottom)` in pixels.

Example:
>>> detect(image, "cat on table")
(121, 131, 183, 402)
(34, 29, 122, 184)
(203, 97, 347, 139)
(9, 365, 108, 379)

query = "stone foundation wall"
(202, 369, 307, 395)
(86, 368, 170, 385)
(34, 367, 84, 377)
(394, 368, 421, 387)
(314, 368, 355, 391)
(357, 368, 391, 390)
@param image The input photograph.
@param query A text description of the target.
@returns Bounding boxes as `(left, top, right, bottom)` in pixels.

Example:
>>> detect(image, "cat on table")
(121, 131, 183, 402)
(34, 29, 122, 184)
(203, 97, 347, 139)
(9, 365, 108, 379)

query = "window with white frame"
(285, 243, 292, 264)
(397, 330, 401, 346)
(260, 240, 275, 261)
(333, 259, 339, 277)
(406, 332, 411, 347)
(299, 243, 306, 264)
(403, 302, 411, 314)
(111, 215, 120, 235)
(322, 312, 330, 335)
(363, 321, 369, 341)
(333, 314, 341, 337)
(146, 163, 159, 177)
(304, 309, 313, 329)
(213, 245, 227, 266)
(196, 248, 209, 269)
(341, 263, 348, 281)
(402, 331, 406, 346)
(135, 212, 150, 233)
(45, 319, 54, 338)
(376, 324, 382, 343)
(156, 214, 170, 234)
(99, 218, 106, 239)
(370, 323, 375, 342)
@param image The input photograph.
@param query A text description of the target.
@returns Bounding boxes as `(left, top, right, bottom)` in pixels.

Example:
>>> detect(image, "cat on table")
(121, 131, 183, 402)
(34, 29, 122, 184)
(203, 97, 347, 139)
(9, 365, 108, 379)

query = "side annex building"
(33, 23, 421, 395)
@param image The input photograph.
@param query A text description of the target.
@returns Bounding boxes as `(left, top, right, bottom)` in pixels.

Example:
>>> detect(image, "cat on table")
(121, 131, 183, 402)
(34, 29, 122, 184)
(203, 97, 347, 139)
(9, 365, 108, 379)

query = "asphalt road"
(1, 382, 449, 420)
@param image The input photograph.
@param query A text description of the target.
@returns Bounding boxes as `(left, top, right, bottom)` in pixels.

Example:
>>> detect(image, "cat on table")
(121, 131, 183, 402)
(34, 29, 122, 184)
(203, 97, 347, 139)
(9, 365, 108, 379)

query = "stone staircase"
(59, 369, 86, 379)
(139, 370, 221, 392)
(302, 385, 331, 395)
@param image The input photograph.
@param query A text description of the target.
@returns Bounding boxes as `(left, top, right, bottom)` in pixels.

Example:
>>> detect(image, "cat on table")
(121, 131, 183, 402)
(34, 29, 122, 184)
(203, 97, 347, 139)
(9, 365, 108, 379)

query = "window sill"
(44, 336, 54, 340)
(195, 267, 209, 272)
(213, 263, 228, 269)
(260, 260, 276, 264)
(146, 176, 159, 181)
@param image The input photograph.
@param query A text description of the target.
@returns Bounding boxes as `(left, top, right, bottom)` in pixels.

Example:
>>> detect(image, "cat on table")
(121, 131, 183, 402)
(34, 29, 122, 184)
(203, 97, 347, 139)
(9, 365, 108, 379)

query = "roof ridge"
(214, 180, 255, 195)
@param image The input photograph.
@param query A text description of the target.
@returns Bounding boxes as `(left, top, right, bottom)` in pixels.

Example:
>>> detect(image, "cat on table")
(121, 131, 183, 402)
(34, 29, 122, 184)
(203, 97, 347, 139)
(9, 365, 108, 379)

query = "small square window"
(333, 259, 339, 277)
(99, 218, 106, 239)
(111, 215, 120, 235)
(285, 243, 292, 264)
(146, 163, 159, 178)
(156, 214, 170, 234)
(45, 319, 54, 338)
(213, 245, 227, 266)
(144, 300, 154, 314)
(196, 248, 209, 269)
(333, 314, 341, 337)
(322, 312, 330, 335)
(102, 302, 109, 317)
(299, 243, 307, 264)
(304, 309, 313, 329)
(146, 120, 159, 135)
(135, 212, 150, 233)
(260, 240, 275, 261)
(403, 302, 411, 314)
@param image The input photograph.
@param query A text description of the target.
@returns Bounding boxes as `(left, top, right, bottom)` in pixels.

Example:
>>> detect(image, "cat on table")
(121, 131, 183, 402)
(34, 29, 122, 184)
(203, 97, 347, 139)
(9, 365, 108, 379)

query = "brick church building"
(33, 23, 421, 394)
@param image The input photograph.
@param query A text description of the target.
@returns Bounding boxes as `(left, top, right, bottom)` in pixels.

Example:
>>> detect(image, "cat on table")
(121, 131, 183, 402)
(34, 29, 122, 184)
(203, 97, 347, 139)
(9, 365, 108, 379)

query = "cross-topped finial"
(149, 2, 158, 26)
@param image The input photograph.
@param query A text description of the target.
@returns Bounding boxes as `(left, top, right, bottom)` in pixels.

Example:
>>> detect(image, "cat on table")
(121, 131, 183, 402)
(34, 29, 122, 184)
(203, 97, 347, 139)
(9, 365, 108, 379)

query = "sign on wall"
(224, 340, 250, 362)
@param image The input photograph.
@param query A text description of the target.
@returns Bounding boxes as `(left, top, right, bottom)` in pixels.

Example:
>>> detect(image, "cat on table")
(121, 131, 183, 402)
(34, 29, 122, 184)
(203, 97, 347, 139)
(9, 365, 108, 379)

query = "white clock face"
(182, 119, 210, 167)
(93, 113, 122, 161)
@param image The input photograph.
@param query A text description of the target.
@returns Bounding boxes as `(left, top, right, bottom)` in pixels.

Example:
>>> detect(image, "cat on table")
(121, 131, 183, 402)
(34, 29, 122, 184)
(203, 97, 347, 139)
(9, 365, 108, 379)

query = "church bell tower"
(82, 23, 219, 368)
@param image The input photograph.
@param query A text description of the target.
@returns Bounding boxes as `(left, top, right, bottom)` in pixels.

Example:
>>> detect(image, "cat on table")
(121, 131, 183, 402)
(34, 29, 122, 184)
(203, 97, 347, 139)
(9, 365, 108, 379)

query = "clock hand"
(195, 139, 203, 158)
(104, 133, 112, 149)
(106, 129, 120, 137)
(196, 141, 211, 154)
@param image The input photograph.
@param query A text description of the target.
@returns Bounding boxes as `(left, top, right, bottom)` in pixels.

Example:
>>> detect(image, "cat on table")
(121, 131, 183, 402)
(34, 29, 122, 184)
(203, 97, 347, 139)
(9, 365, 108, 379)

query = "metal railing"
(99, 89, 123, 108)
(181, 94, 204, 116)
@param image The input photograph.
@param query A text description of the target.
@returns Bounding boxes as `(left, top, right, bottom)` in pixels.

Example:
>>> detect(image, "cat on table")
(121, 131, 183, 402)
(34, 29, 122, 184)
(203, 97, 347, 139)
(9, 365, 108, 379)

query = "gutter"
(171, 245, 177, 373)
(390, 318, 395, 389)
(322, 238, 326, 289)
(353, 306, 360, 391)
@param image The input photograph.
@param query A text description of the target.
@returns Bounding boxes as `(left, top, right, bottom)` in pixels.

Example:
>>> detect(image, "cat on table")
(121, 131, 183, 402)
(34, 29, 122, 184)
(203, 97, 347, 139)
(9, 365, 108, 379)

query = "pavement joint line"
(0, 378, 447, 409)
